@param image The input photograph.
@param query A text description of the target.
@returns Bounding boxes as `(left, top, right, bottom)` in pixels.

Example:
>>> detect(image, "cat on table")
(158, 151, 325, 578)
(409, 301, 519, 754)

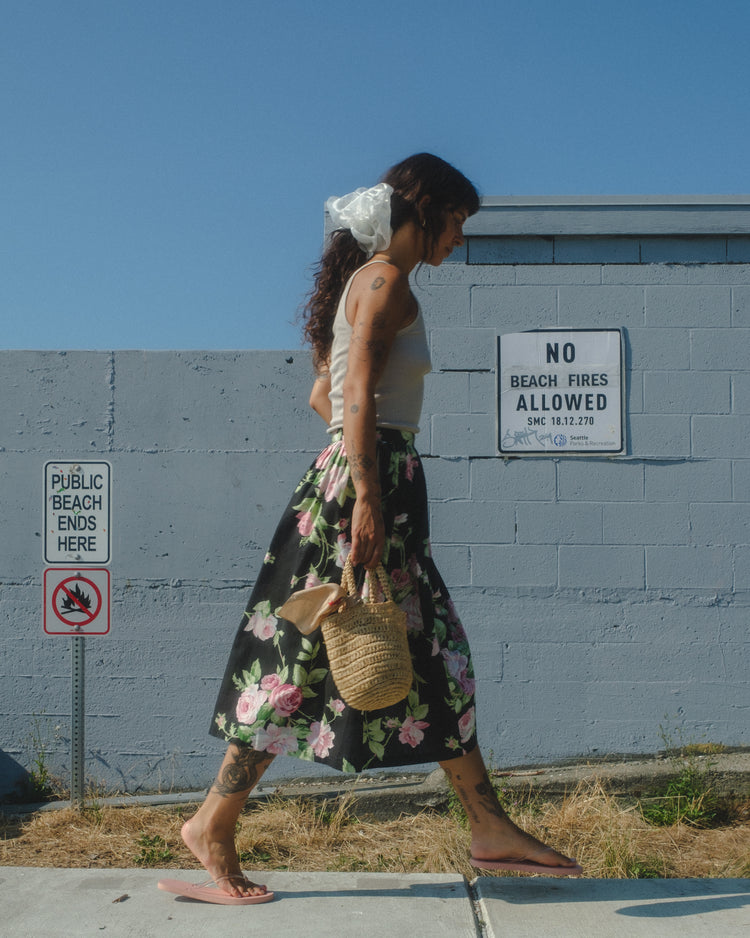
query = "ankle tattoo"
(212, 747, 272, 797)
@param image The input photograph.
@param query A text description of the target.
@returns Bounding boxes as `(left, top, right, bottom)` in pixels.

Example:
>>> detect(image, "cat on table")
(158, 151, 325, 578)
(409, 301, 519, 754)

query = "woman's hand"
(350, 492, 385, 569)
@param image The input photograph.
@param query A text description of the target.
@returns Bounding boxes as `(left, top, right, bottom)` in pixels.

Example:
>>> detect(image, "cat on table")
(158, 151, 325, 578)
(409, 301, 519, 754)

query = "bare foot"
(181, 816, 268, 898)
(471, 816, 579, 870)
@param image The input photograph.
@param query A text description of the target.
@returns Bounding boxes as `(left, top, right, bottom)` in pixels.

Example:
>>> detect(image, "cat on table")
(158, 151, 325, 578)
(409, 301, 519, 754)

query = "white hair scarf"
(326, 182, 393, 257)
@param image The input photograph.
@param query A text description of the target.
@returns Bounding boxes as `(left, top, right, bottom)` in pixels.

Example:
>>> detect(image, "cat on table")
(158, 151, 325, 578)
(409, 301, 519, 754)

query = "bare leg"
(181, 744, 275, 897)
(440, 747, 579, 870)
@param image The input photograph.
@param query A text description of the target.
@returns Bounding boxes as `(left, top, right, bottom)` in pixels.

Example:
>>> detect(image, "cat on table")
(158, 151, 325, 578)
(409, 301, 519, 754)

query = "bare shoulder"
(347, 262, 411, 327)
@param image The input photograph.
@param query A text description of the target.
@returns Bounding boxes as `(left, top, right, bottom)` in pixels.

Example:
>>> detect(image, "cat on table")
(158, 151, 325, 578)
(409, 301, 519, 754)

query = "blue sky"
(3, 0, 749, 352)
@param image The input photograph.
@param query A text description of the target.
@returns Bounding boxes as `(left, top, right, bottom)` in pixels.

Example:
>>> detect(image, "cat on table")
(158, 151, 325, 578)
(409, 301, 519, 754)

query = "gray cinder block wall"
(1, 196, 748, 796)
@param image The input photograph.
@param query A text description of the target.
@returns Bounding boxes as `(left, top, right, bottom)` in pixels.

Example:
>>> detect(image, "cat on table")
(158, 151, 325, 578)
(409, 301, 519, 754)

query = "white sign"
(498, 330, 624, 454)
(43, 567, 111, 635)
(44, 461, 111, 564)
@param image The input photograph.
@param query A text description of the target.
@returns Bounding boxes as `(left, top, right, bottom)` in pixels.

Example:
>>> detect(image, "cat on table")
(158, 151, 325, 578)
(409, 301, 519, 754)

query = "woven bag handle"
(342, 557, 395, 604)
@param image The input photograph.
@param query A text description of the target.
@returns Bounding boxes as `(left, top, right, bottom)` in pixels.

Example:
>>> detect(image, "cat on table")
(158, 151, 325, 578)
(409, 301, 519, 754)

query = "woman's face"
(426, 207, 468, 265)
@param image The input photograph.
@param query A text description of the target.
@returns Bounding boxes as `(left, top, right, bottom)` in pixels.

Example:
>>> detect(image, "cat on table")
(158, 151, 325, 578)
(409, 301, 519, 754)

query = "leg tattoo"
(211, 746, 272, 797)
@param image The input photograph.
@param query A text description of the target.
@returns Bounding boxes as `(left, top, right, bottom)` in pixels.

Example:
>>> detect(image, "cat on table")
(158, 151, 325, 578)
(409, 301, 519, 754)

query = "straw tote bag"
(279, 557, 413, 711)
(321, 558, 412, 711)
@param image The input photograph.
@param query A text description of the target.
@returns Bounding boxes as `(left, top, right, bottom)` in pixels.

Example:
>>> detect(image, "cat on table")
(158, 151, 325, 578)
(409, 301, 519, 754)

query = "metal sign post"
(42, 461, 112, 811)
(71, 635, 85, 809)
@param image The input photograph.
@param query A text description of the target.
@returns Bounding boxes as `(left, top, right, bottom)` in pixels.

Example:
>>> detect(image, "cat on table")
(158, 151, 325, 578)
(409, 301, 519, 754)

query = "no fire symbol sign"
(44, 568, 110, 635)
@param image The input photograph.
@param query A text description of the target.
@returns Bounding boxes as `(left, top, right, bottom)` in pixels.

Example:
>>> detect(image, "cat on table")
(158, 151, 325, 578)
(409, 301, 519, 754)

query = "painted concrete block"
(734, 546, 750, 588)
(689, 503, 750, 546)
(645, 545, 733, 589)
(470, 457, 557, 501)
(629, 414, 691, 457)
(557, 459, 644, 501)
(468, 236, 553, 265)
(471, 545, 558, 588)
(733, 374, 750, 414)
(554, 236, 640, 264)
(114, 351, 320, 452)
(423, 371, 470, 415)
(517, 502, 602, 544)
(430, 328, 496, 371)
(693, 416, 750, 458)
(558, 285, 645, 328)
(471, 286, 557, 332)
(644, 371, 731, 414)
(429, 544, 471, 586)
(644, 458, 732, 502)
(559, 545, 644, 588)
(691, 328, 750, 370)
(514, 264, 601, 285)
(417, 284, 471, 327)
(430, 500, 515, 545)
(626, 327, 690, 370)
(641, 236, 727, 264)
(0, 350, 112, 453)
(603, 502, 690, 544)
(686, 263, 750, 284)
(727, 236, 750, 262)
(734, 458, 750, 500)
(421, 455, 470, 500)
(431, 413, 497, 457)
(421, 262, 516, 287)
(646, 285, 731, 327)
(602, 264, 689, 285)
(469, 372, 495, 413)
(732, 285, 750, 325)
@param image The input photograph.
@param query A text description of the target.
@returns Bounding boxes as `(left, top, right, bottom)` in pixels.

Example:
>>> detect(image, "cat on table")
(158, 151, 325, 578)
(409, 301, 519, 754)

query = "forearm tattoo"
(349, 451, 375, 481)
(211, 746, 273, 797)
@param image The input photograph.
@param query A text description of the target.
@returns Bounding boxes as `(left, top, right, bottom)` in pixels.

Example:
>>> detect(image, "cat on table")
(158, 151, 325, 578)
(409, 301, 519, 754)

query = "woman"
(176, 154, 581, 902)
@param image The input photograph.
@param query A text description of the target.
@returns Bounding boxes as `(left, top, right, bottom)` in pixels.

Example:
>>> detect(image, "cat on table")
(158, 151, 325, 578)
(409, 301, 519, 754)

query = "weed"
(639, 722, 722, 828)
(134, 834, 175, 866)
(24, 714, 63, 801)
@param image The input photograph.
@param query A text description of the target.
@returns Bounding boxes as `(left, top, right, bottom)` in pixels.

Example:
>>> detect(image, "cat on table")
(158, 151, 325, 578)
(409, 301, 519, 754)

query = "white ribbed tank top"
(327, 261, 432, 434)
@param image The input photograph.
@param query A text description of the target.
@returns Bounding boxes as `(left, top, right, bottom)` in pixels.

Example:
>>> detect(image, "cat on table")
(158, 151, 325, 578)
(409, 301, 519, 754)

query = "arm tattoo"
(350, 404, 359, 413)
(353, 335, 387, 366)
(349, 452, 375, 481)
(370, 276, 386, 291)
(211, 746, 273, 797)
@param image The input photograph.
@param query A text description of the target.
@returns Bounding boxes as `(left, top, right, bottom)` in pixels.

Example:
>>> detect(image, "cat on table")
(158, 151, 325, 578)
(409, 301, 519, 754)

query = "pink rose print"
(398, 715, 429, 748)
(329, 698, 345, 714)
(305, 571, 323, 589)
(458, 707, 476, 744)
(269, 683, 303, 717)
(431, 635, 440, 656)
(254, 724, 299, 756)
(405, 455, 418, 481)
(401, 593, 423, 632)
(215, 714, 227, 732)
(235, 685, 268, 725)
(334, 532, 351, 568)
(394, 513, 408, 526)
(296, 510, 314, 537)
(307, 721, 335, 758)
(390, 568, 411, 592)
(260, 674, 281, 692)
(442, 648, 474, 695)
(315, 442, 335, 468)
(321, 462, 348, 503)
(245, 609, 277, 641)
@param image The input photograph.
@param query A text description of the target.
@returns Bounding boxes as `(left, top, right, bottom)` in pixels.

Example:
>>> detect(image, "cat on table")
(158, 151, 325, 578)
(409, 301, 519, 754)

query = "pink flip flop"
(157, 876, 275, 905)
(470, 857, 583, 876)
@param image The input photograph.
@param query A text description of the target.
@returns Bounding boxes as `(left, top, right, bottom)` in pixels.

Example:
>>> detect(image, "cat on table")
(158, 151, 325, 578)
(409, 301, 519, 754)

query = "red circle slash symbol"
(52, 576, 102, 627)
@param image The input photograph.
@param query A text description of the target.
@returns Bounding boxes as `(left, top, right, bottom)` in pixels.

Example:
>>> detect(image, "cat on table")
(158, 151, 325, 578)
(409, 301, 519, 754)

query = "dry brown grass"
(1, 780, 748, 879)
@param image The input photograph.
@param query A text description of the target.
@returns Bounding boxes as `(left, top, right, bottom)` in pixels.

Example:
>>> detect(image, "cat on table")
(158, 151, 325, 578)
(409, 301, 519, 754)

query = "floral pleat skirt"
(210, 429, 477, 773)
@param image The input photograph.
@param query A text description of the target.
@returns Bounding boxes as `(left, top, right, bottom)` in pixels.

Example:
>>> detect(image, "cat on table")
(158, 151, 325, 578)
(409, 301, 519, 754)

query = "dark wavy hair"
(302, 153, 480, 369)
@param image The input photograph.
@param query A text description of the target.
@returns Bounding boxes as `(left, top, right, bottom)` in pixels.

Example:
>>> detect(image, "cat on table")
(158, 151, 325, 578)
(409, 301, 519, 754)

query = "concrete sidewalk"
(1, 867, 748, 937)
